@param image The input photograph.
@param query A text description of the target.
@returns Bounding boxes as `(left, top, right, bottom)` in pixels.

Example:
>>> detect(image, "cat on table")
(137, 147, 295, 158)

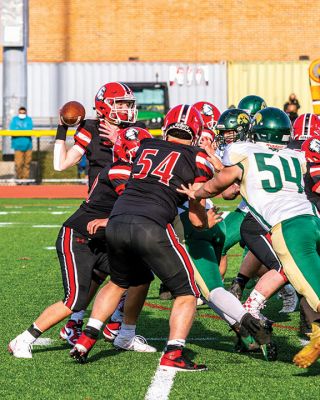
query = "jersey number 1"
(133, 149, 180, 186)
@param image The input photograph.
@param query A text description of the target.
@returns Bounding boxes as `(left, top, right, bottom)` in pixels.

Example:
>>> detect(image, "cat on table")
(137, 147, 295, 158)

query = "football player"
(213, 107, 251, 278)
(158, 100, 222, 301)
(179, 107, 320, 368)
(70, 104, 269, 370)
(8, 127, 154, 358)
(237, 95, 267, 119)
(54, 82, 138, 338)
(54, 81, 137, 190)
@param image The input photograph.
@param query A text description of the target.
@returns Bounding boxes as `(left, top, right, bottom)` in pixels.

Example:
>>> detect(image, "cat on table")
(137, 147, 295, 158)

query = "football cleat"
(159, 284, 173, 300)
(69, 333, 97, 364)
(293, 323, 320, 368)
(240, 313, 277, 361)
(159, 345, 207, 372)
(278, 285, 298, 313)
(260, 342, 278, 362)
(114, 335, 157, 353)
(8, 335, 33, 359)
(228, 279, 244, 300)
(60, 319, 83, 346)
(103, 321, 121, 342)
(231, 323, 260, 353)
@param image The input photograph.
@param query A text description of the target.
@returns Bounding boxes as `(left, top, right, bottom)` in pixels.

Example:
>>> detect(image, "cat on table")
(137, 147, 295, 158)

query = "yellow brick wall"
(1, 0, 318, 62)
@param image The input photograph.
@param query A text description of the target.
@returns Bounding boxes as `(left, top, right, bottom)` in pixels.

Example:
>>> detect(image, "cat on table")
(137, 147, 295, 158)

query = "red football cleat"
(159, 346, 207, 372)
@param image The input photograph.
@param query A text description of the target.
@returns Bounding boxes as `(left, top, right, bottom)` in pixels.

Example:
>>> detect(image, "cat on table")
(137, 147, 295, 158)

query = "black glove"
(55, 124, 68, 141)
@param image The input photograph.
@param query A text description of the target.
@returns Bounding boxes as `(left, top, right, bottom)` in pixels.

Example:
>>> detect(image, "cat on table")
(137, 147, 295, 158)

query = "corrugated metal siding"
(0, 62, 228, 122)
(228, 62, 312, 114)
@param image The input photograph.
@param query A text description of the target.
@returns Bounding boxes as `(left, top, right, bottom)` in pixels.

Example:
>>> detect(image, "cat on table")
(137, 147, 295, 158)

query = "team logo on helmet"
(254, 112, 263, 125)
(237, 113, 250, 125)
(124, 128, 139, 141)
(309, 138, 320, 153)
(202, 104, 213, 116)
(96, 85, 106, 101)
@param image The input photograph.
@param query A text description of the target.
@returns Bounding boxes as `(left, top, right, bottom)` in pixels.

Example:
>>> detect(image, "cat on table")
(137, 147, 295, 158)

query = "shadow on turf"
(293, 363, 320, 377)
(32, 342, 71, 354)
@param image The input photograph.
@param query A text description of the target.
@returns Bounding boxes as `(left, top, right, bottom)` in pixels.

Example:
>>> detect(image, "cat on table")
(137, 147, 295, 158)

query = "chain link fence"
(0, 130, 87, 185)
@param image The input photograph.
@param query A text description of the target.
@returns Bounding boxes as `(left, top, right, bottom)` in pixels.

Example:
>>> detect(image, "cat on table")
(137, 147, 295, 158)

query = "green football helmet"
(250, 107, 292, 145)
(238, 95, 267, 118)
(215, 108, 251, 145)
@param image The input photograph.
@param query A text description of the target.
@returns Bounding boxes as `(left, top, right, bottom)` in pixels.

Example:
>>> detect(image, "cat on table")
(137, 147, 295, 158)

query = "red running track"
(0, 185, 87, 198)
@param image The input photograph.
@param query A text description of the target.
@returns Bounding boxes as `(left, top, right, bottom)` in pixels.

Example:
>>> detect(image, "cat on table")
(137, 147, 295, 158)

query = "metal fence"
(0, 131, 85, 185)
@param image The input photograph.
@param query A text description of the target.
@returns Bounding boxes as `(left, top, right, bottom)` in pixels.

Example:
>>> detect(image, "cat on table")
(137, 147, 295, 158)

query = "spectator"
(285, 103, 299, 124)
(10, 107, 33, 179)
(283, 93, 301, 112)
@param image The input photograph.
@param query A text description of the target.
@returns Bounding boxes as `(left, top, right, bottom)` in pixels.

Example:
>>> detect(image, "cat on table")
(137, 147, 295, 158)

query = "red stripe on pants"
(63, 227, 77, 308)
(166, 223, 200, 297)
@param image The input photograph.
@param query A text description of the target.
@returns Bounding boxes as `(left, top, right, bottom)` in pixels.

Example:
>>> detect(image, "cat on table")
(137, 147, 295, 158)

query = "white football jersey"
(223, 141, 316, 230)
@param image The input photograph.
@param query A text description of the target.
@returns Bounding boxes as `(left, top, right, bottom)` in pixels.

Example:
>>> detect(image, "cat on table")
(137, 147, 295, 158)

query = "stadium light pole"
(1, 0, 28, 161)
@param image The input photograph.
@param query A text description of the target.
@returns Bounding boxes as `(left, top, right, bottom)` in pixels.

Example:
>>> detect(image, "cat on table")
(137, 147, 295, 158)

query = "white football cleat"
(279, 285, 298, 313)
(114, 335, 157, 352)
(8, 334, 33, 359)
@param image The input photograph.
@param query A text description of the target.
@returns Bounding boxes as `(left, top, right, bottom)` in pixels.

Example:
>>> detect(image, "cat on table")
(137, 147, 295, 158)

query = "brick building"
(1, 0, 318, 62)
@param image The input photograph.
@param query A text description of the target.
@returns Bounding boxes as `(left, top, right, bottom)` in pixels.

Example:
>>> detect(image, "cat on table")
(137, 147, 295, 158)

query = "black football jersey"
(64, 159, 131, 239)
(304, 162, 320, 211)
(111, 138, 214, 227)
(73, 119, 114, 189)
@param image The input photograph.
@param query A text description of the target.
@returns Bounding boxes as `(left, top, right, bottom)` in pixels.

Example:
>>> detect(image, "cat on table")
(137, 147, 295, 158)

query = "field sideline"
(1, 198, 319, 400)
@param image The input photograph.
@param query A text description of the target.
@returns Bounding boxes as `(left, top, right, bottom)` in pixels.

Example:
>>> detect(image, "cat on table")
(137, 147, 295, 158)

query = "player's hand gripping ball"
(60, 101, 86, 126)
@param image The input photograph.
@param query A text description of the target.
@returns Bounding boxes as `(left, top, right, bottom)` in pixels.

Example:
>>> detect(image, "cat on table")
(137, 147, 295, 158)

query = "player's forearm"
(194, 166, 241, 200)
(53, 141, 82, 171)
(53, 141, 68, 171)
(194, 179, 221, 200)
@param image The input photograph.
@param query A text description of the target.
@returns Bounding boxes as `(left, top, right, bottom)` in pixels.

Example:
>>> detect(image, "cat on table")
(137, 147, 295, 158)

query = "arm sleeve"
(74, 125, 92, 154)
(194, 150, 215, 183)
(108, 163, 132, 195)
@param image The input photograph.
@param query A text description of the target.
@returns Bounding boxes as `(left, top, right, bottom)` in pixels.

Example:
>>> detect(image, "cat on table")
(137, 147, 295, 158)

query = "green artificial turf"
(0, 198, 319, 400)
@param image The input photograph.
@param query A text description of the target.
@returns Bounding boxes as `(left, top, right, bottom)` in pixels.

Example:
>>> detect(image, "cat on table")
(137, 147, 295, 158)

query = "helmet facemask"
(104, 97, 137, 125)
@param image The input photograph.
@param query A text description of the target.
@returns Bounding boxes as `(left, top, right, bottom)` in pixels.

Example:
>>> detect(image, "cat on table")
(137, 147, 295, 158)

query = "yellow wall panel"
(228, 62, 312, 114)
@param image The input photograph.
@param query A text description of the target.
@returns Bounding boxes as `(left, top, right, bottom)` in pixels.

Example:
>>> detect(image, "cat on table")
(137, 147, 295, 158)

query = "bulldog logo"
(96, 85, 106, 101)
(125, 128, 139, 140)
(202, 103, 213, 116)
(309, 138, 320, 153)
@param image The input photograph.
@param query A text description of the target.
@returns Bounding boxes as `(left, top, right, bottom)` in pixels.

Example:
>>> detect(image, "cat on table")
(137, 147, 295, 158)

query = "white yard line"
(145, 362, 176, 400)
(32, 225, 61, 228)
(145, 337, 216, 400)
(44, 246, 56, 250)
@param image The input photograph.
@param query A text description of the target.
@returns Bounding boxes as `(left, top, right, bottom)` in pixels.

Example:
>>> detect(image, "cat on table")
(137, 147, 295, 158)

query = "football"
(60, 101, 86, 126)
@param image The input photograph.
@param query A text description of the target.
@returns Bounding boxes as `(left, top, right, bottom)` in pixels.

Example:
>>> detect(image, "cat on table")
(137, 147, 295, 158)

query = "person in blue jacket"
(10, 107, 34, 179)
